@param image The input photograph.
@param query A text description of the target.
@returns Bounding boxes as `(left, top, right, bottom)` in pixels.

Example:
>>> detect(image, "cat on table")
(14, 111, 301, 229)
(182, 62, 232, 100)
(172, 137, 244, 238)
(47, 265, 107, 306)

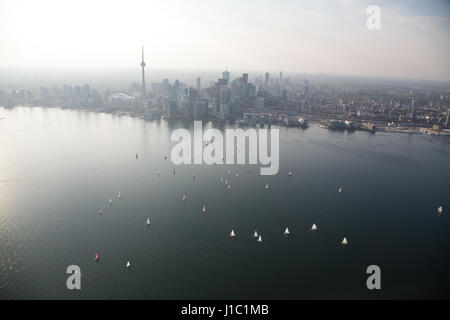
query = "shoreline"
(3, 104, 450, 138)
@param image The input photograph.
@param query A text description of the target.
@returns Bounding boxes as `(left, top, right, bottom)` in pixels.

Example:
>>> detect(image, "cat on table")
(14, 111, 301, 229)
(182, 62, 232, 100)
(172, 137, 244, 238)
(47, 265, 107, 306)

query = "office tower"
(193, 99, 208, 118)
(280, 71, 283, 83)
(248, 83, 256, 107)
(196, 77, 201, 90)
(167, 101, 178, 118)
(141, 45, 146, 96)
(220, 85, 230, 106)
(446, 108, 449, 127)
(411, 99, 416, 121)
(188, 87, 199, 102)
(215, 78, 228, 112)
(265, 72, 270, 86)
(241, 73, 248, 98)
(304, 80, 309, 96)
(223, 70, 230, 85)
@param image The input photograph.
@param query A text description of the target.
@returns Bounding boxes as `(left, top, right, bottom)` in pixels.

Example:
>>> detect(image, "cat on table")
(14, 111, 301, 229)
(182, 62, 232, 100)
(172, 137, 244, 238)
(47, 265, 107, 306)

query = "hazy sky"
(1, 0, 449, 81)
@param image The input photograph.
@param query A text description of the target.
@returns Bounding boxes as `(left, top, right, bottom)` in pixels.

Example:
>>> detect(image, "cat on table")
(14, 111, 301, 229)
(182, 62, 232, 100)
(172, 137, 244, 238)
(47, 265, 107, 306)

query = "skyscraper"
(241, 73, 248, 98)
(265, 72, 270, 86)
(222, 70, 230, 85)
(445, 108, 449, 127)
(196, 77, 201, 90)
(141, 45, 146, 97)
(411, 99, 416, 122)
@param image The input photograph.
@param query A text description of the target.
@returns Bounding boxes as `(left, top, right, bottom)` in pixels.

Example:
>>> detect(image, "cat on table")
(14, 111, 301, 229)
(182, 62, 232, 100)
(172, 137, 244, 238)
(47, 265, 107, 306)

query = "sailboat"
(146, 218, 151, 225)
(438, 206, 443, 215)
(220, 177, 224, 182)
(227, 184, 231, 190)
(236, 173, 239, 177)
(117, 192, 121, 199)
(182, 193, 186, 201)
(225, 180, 228, 185)
(265, 184, 269, 190)
(202, 205, 207, 213)
(289, 170, 293, 177)
(126, 261, 131, 268)
(284, 227, 290, 235)
(136, 153, 138, 160)
(173, 167, 176, 175)
(98, 210, 103, 215)
(157, 169, 160, 176)
(230, 230, 236, 237)
(109, 198, 112, 205)
(311, 224, 318, 231)
(95, 254, 99, 261)
(341, 237, 348, 246)
(228, 170, 231, 175)
(338, 187, 343, 193)
(253, 230, 259, 238)
(257, 235, 262, 243)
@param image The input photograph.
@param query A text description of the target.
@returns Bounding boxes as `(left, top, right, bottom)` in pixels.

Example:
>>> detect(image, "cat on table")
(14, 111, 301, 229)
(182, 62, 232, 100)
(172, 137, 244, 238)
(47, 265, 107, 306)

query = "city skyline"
(0, 0, 449, 82)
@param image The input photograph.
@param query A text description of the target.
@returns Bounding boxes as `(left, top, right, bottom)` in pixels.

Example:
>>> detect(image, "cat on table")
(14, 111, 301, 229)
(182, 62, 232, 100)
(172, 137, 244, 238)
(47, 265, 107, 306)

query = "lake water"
(0, 106, 449, 299)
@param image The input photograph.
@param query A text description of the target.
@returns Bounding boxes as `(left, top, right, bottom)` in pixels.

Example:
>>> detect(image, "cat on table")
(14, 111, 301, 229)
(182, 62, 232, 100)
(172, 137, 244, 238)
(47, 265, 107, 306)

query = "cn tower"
(140, 44, 146, 96)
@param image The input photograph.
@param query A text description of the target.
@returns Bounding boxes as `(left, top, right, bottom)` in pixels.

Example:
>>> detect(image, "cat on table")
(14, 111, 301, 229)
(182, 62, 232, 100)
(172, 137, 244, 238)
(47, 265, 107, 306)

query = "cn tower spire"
(140, 43, 146, 96)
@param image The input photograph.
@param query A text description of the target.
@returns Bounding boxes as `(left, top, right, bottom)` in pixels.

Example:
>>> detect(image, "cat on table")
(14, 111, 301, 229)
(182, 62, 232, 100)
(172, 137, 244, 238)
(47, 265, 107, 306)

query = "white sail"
(146, 218, 151, 225)
(236, 173, 239, 177)
(338, 187, 343, 193)
(126, 261, 131, 268)
(228, 170, 231, 175)
(230, 230, 236, 237)
(284, 227, 290, 235)
(228, 184, 231, 189)
(289, 170, 292, 176)
(253, 231, 258, 238)
(311, 224, 317, 231)
(118, 192, 121, 199)
(438, 206, 443, 214)
(220, 177, 224, 182)
(265, 184, 269, 190)
(341, 237, 348, 245)
(225, 180, 228, 185)
(182, 194, 186, 201)
(109, 198, 112, 204)
(157, 169, 160, 176)
(257, 235, 262, 243)
(202, 205, 206, 213)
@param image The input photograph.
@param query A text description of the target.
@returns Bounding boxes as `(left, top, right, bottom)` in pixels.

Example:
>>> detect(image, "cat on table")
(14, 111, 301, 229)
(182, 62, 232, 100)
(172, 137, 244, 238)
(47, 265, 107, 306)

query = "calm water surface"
(0, 107, 449, 299)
